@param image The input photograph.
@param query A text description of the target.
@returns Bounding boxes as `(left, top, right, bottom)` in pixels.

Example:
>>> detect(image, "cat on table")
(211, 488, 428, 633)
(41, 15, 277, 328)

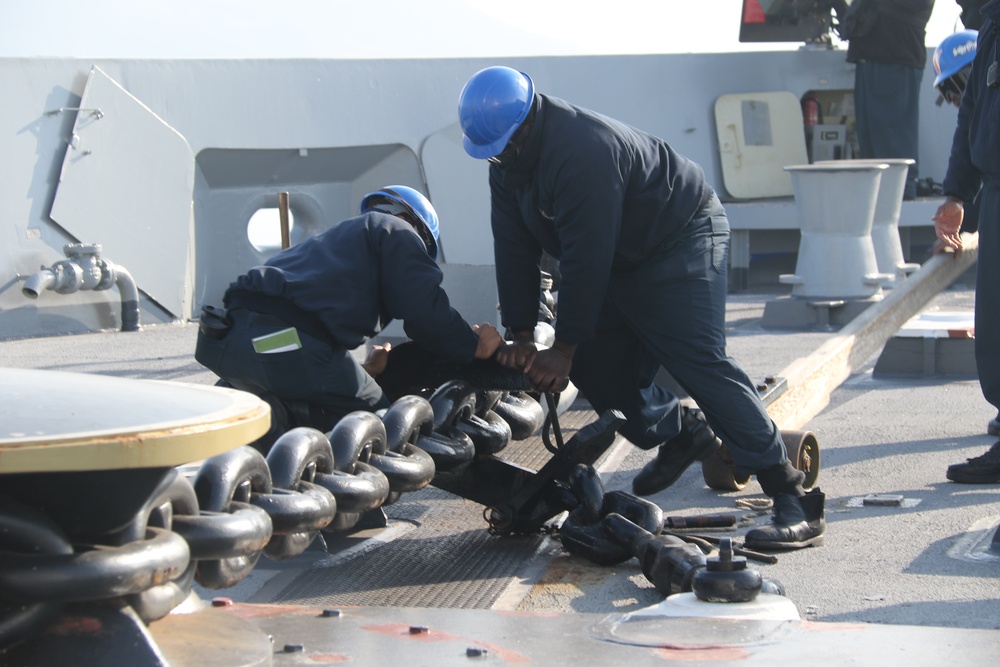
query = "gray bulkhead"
(0, 51, 958, 340)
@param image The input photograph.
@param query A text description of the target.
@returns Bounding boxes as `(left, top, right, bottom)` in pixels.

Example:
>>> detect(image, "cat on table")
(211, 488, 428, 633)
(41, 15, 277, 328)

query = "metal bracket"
(755, 375, 787, 407)
(46, 107, 104, 119)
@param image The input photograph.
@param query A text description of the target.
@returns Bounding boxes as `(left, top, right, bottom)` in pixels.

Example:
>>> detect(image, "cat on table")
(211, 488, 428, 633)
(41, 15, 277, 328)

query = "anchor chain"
(0, 383, 551, 651)
(185, 393, 454, 569)
(0, 498, 75, 650)
(0, 527, 190, 602)
(558, 464, 665, 566)
(493, 390, 545, 441)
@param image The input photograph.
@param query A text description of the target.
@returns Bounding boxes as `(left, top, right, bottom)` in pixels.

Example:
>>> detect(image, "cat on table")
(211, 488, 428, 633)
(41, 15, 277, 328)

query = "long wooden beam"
(768, 233, 980, 431)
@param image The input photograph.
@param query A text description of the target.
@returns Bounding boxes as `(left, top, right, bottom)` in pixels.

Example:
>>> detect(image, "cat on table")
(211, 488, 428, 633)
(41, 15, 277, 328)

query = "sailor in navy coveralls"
(458, 67, 826, 550)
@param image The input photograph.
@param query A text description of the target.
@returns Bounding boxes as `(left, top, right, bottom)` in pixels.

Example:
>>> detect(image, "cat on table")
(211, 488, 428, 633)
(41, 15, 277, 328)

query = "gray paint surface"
(1, 49, 959, 339)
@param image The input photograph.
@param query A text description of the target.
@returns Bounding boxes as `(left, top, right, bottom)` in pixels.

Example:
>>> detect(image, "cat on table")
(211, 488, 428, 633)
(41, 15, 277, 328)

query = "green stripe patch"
(252, 327, 302, 354)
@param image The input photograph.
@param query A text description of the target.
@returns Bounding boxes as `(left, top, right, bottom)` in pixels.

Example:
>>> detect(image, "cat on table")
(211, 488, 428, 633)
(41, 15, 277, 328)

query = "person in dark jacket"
(830, 0, 935, 198)
(958, 0, 989, 29)
(933, 29, 981, 233)
(195, 185, 503, 428)
(457, 67, 826, 551)
(933, 2, 1000, 483)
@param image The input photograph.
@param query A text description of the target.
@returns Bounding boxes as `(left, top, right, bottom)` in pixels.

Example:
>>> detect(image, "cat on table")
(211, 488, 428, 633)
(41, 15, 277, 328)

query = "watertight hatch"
(714, 92, 807, 200)
(50, 66, 196, 320)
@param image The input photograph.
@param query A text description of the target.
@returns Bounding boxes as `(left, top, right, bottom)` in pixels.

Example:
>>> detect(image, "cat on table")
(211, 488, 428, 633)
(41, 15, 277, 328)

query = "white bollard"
(780, 163, 892, 299)
(816, 158, 919, 280)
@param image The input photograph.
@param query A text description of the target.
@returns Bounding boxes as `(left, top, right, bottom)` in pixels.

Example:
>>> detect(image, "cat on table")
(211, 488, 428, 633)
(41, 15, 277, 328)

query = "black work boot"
(632, 407, 722, 496)
(744, 488, 825, 551)
(946, 440, 1000, 484)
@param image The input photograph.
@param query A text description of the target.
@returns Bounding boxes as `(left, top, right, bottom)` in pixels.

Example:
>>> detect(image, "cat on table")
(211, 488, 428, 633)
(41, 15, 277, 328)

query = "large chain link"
(558, 464, 665, 566)
(0, 384, 550, 649)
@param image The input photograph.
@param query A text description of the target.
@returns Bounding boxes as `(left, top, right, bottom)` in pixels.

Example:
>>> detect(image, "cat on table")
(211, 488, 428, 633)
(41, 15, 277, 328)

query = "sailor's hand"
(472, 323, 504, 359)
(932, 197, 964, 254)
(496, 339, 537, 371)
(362, 342, 392, 377)
(528, 346, 573, 394)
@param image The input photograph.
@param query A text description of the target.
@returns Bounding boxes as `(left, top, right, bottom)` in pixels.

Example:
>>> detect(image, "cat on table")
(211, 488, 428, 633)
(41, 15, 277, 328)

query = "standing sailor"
(932, 8, 1000, 483)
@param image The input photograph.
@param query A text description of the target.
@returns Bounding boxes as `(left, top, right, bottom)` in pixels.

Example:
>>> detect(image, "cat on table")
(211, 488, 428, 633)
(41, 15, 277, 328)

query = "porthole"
(247, 207, 294, 253)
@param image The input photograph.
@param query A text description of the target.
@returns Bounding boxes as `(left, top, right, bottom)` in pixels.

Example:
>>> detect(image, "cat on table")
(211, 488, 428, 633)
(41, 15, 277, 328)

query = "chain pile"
(0, 380, 546, 650)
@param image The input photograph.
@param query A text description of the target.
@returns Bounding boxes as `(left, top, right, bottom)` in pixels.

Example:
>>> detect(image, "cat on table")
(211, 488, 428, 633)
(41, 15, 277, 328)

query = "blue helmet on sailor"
(361, 185, 440, 260)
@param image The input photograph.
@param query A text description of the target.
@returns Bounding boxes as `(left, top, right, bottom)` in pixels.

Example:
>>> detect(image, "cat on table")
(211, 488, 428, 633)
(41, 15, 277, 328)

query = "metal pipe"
(19, 243, 141, 332)
(278, 192, 291, 249)
(21, 269, 57, 299)
(110, 262, 140, 332)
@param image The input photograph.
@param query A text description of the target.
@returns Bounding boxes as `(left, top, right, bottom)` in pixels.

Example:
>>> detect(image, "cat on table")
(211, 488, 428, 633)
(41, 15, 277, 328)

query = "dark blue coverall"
(843, 0, 935, 198)
(196, 212, 479, 418)
(489, 94, 789, 479)
(942, 1, 1000, 422)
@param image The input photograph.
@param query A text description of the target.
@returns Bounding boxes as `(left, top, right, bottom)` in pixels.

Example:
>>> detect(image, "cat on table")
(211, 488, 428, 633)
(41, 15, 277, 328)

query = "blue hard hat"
(361, 185, 440, 260)
(458, 66, 534, 159)
(933, 30, 978, 88)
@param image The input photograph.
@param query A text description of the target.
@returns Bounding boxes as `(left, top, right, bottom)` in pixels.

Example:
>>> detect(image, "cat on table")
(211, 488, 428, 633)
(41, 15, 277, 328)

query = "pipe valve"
(21, 243, 140, 331)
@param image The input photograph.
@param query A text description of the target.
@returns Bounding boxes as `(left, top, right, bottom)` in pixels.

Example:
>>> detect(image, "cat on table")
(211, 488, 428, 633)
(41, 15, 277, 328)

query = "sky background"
(0, 1, 969, 59)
